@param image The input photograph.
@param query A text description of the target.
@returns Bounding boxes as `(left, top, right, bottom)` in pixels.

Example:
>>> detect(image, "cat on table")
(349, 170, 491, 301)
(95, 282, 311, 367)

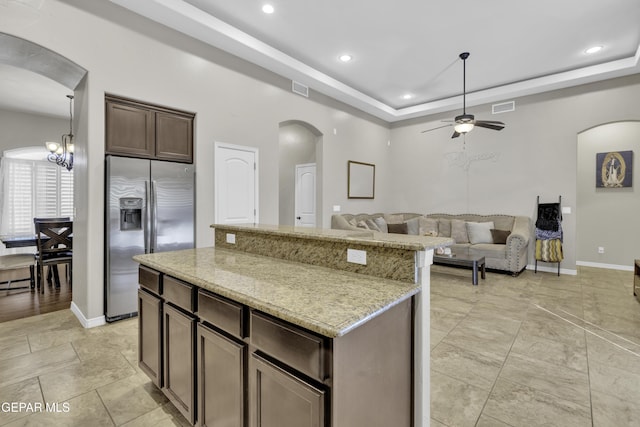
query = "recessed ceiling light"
(585, 45, 603, 54)
(402, 94, 413, 100)
(339, 54, 353, 62)
(262, 4, 274, 14)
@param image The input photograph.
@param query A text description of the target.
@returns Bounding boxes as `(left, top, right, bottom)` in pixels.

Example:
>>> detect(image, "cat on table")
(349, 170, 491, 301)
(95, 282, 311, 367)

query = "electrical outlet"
(226, 233, 236, 244)
(347, 248, 367, 265)
(598, 246, 604, 254)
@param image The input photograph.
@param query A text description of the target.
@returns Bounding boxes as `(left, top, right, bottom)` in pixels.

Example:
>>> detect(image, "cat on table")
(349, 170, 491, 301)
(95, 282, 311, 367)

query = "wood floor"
(0, 266, 72, 323)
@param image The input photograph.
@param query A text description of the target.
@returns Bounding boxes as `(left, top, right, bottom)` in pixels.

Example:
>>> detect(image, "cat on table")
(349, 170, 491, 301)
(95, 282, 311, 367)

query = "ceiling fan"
(422, 52, 505, 138)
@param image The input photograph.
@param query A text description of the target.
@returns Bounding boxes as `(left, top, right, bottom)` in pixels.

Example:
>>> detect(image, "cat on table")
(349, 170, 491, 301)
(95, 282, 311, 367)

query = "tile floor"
(0, 266, 638, 426)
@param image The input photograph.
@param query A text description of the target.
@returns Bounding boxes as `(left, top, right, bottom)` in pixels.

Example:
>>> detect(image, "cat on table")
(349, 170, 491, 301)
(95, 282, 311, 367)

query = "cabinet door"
(249, 352, 325, 427)
(164, 303, 196, 424)
(138, 289, 162, 387)
(197, 323, 246, 427)
(106, 99, 155, 158)
(156, 111, 193, 163)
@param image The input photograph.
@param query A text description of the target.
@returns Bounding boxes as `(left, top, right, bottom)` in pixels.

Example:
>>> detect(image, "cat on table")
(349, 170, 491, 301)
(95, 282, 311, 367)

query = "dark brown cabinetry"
(249, 352, 325, 427)
(164, 303, 196, 424)
(197, 323, 246, 427)
(106, 95, 194, 163)
(138, 289, 162, 387)
(138, 265, 412, 427)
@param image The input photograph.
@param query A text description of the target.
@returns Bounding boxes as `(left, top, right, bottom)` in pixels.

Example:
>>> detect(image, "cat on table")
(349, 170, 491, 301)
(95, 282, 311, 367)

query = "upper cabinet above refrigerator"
(105, 94, 195, 163)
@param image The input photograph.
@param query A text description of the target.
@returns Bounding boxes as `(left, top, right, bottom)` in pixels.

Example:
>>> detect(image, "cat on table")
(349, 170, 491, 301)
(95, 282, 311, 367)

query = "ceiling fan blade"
(451, 130, 461, 138)
(475, 121, 505, 131)
(421, 124, 453, 133)
(474, 120, 504, 125)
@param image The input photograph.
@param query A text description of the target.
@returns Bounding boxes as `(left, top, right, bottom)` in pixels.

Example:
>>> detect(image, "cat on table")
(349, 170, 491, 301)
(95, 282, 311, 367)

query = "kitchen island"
(135, 225, 452, 426)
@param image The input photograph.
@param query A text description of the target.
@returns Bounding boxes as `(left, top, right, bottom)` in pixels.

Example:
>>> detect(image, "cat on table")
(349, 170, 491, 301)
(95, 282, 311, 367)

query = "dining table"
(1, 235, 40, 249)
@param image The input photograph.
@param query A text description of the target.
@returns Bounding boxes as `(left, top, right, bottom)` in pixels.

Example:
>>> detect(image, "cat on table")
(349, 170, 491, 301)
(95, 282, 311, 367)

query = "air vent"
(292, 81, 309, 98)
(492, 101, 515, 114)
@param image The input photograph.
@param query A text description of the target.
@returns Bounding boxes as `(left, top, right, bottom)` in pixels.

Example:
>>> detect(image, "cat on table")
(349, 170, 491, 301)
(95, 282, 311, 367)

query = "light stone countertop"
(213, 223, 454, 250)
(134, 247, 420, 338)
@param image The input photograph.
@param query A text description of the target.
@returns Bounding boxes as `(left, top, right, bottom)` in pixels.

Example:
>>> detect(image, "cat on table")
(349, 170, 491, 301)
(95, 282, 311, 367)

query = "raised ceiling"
(111, 0, 640, 122)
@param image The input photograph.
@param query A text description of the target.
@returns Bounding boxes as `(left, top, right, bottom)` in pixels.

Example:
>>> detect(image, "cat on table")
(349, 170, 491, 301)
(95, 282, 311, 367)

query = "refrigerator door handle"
(151, 180, 158, 253)
(144, 180, 151, 254)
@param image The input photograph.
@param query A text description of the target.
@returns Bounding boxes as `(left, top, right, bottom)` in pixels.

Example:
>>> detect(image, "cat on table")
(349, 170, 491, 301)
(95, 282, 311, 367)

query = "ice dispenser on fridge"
(119, 197, 142, 231)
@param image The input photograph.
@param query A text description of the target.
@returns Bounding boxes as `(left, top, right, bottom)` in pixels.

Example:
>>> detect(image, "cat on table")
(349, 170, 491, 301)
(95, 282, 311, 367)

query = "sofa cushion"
(405, 217, 420, 235)
(388, 222, 408, 234)
(438, 219, 451, 237)
(449, 243, 471, 256)
(366, 219, 381, 232)
(373, 217, 388, 233)
(451, 219, 469, 243)
(490, 229, 511, 244)
(384, 214, 403, 224)
(418, 217, 438, 236)
(466, 221, 495, 244)
(469, 243, 508, 259)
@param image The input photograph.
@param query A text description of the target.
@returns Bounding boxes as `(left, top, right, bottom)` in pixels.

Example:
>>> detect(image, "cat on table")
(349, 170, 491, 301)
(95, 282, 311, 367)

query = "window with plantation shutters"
(0, 147, 73, 240)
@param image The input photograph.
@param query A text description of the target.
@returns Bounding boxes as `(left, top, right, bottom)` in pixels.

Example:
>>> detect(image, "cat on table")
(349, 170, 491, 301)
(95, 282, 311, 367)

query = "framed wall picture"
(347, 160, 375, 199)
(596, 150, 633, 188)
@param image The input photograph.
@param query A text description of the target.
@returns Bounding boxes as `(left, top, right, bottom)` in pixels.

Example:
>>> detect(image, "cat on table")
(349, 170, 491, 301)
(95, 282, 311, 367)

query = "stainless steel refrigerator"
(105, 155, 195, 322)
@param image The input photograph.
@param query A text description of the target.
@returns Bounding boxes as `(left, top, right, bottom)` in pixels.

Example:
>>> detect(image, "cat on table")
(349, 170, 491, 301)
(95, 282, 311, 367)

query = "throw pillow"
(373, 216, 388, 233)
(405, 217, 420, 235)
(466, 221, 495, 244)
(387, 222, 408, 234)
(356, 220, 370, 230)
(451, 219, 469, 243)
(348, 218, 357, 227)
(418, 217, 439, 236)
(384, 213, 404, 224)
(490, 229, 511, 244)
(365, 219, 380, 232)
(437, 218, 452, 237)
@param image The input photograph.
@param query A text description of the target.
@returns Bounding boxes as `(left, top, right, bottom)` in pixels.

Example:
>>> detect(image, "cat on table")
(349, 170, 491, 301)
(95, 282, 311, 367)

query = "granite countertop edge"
(134, 248, 421, 338)
(212, 223, 453, 251)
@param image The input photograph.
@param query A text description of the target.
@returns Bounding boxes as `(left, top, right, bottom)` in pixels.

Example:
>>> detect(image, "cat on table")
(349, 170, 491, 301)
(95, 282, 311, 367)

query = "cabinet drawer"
(250, 311, 328, 381)
(164, 276, 195, 313)
(139, 266, 161, 295)
(198, 290, 245, 338)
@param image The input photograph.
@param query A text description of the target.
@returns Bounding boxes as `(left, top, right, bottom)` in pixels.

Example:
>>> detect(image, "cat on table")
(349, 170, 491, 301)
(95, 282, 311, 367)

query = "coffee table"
(433, 253, 486, 286)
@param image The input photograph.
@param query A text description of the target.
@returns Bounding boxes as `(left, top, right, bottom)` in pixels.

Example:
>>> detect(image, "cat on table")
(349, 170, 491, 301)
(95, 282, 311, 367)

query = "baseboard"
(576, 261, 634, 271)
(526, 264, 577, 276)
(70, 301, 106, 329)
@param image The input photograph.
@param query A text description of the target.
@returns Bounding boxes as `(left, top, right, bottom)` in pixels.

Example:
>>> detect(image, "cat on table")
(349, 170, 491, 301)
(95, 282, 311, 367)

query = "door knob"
(296, 216, 301, 220)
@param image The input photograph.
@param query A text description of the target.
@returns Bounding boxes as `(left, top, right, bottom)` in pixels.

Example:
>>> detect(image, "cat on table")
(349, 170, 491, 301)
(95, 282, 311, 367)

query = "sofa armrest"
(505, 216, 531, 272)
(507, 216, 531, 247)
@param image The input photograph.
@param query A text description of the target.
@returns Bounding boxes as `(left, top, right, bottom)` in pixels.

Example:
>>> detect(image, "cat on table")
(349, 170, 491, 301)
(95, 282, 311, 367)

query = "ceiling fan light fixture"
(454, 122, 474, 134)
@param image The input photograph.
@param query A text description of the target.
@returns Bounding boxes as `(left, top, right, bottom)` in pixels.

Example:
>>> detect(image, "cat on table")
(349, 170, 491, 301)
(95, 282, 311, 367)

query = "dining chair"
(34, 217, 71, 285)
(34, 220, 72, 294)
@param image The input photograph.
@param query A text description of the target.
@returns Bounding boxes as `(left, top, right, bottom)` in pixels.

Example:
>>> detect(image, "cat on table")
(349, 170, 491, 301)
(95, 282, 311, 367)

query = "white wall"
(0, 109, 67, 154)
(390, 74, 640, 272)
(577, 121, 640, 269)
(0, 0, 393, 322)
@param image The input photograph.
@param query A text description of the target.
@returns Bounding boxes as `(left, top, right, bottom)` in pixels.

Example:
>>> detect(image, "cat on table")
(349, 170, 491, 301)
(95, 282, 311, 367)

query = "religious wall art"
(596, 150, 633, 188)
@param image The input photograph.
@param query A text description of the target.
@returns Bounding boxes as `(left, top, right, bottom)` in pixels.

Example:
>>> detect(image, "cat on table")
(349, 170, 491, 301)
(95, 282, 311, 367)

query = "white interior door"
(294, 163, 316, 227)
(215, 142, 258, 224)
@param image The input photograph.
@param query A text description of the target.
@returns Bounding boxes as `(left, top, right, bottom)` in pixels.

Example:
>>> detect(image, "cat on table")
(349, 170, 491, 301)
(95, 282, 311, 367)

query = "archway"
(278, 120, 323, 226)
(0, 33, 87, 321)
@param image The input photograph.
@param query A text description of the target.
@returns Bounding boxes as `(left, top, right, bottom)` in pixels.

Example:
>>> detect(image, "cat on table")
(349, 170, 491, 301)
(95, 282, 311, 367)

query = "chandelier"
(45, 94, 74, 171)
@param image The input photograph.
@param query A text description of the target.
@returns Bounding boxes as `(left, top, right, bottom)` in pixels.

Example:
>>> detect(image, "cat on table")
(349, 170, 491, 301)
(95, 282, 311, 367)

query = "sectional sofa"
(331, 213, 531, 275)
